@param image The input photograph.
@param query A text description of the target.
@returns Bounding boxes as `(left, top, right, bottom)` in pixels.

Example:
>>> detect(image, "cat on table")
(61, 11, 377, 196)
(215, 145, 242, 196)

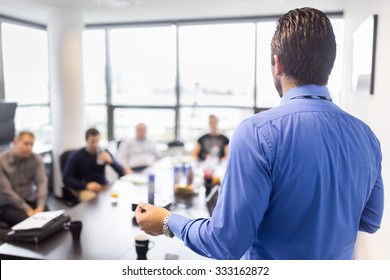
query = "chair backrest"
(59, 149, 77, 173)
(116, 140, 123, 150)
(59, 149, 79, 206)
(167, 140, 184, 148)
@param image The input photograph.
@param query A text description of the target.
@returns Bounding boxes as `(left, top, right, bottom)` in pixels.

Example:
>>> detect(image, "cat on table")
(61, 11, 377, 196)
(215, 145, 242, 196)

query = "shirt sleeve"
(34, 155, 48, 209)
(359, 170, 384, 233)
(108, 150, 125, 177)
(223, 134, 229, 145)
(0, 166, 31, 211)
(168, 119, 273, 259)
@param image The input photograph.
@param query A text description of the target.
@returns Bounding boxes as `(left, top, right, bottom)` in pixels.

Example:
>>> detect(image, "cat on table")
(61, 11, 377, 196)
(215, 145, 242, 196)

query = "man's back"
(225, 85, 383, 259)
(133, 8, 384, 260)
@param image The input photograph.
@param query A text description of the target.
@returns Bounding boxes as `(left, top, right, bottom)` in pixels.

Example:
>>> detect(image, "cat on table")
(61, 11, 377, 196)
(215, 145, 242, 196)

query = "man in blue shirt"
(135, 7, 384, 259)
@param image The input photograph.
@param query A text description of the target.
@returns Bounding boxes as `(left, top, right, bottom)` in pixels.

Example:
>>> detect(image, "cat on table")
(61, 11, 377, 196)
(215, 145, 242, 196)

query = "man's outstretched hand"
(135, 202, 170, 236)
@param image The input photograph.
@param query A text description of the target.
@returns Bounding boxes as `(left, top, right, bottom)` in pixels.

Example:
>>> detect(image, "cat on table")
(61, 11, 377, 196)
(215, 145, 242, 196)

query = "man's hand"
(135, 202, 170, 236)
(124, 166, 134, 175)
(86, 182, 104, 192)
(98, 151, 113, 164)
(33, 206, 45, 215)
(26, 208, 35, 217)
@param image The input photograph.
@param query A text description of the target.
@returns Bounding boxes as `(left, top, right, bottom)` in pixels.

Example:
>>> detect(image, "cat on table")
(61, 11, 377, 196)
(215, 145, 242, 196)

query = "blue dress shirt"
(169, 85, 384, 259)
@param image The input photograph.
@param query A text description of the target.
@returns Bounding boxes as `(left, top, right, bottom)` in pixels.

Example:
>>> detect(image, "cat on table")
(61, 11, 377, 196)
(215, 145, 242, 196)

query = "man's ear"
(273, 54, 283, 76)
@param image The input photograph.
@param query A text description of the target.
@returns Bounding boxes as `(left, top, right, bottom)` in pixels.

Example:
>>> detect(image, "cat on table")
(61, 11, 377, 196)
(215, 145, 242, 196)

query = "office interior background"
(0, 0, 388, 259)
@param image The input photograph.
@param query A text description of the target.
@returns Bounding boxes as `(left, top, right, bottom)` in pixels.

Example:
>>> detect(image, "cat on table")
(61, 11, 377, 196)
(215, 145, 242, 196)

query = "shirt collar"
(280, 85, 331, 105)
(8, 150, 35, 164)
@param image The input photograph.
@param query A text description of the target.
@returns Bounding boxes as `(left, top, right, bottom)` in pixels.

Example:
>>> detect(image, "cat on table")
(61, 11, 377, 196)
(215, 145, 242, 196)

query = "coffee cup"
(135, 233, 154, 260)
(66, 221, 82, 240)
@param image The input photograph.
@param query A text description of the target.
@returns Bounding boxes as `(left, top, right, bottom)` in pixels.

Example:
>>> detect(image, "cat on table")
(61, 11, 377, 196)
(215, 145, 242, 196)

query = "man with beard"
(135, 7, 384, 259)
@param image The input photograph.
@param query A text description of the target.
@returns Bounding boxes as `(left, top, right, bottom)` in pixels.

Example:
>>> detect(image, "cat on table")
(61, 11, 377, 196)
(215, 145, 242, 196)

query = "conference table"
(0, 157, 225, 260)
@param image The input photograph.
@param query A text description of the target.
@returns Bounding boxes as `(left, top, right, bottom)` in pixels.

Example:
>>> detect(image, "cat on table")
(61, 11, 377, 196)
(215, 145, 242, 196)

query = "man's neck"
(85, 147, 96, 155)
(281, 77, 298, 96)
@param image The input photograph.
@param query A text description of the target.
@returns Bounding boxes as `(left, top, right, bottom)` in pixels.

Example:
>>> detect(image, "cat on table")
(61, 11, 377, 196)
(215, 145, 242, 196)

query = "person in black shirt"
(191, 115, 229, 161)
(62, 128, 124, 202)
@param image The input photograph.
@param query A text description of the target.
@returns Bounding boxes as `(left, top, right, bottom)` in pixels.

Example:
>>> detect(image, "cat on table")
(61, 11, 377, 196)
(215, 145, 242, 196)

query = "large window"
(83, 30, 108, 139)
(83, 30, 107, 104)
(110, 26, 177, 106)
(256, 21, 281, 108)
(114, 108, 175, 142)
(85, 105, 108, 140)
(0, 14, 344, 153)
(1, 22, 50, 142)
(179, 23, 255, 107)
(328, 18, 345, 105)
(82, 14, 344, 146)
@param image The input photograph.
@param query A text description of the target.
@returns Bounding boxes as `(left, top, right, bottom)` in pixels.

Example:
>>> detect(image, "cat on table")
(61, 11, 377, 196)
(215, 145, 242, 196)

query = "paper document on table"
(120, 173, 148, 185)
(11, 209, 66, 231)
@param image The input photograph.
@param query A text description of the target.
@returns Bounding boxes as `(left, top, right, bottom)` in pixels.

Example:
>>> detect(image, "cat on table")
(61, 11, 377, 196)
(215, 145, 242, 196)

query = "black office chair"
(59, 150, 79, 207)
(116, 139, 123, 150)
(0, 214, 9, 229)
(167, 140, 184, 148)
(166, 140, 185, 156)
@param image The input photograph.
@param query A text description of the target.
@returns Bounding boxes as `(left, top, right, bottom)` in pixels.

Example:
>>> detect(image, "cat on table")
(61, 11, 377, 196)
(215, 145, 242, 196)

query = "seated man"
(62, 128, 124, 202)
(191, 115, 229, 161)
(117, 123, 159, 174)
(0, 131, 48, 227)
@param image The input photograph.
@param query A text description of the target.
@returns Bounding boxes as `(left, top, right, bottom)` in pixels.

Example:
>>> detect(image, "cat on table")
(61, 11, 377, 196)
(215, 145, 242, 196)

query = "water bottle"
(148, 173, 155, 205)
(186, 165, 194, 186)
(173, 165, 181, 192)
(96, 147, 105, 165)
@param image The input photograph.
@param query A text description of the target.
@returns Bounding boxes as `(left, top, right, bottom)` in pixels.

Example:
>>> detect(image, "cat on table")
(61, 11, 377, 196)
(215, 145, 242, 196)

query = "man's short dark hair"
(271, 7, 336, 85)
(85, 128, 100, 141)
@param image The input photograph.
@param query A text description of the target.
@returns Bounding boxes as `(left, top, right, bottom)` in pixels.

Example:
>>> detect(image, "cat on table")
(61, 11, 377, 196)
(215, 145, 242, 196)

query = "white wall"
(342, 0, 390, 259)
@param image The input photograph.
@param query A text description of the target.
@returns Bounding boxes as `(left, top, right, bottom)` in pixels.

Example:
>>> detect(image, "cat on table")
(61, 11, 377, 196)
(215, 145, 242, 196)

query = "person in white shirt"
(117, 123, 159, 174)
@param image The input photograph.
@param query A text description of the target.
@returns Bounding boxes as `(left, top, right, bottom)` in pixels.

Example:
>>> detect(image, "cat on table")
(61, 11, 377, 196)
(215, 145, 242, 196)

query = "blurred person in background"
(0, 131, 48, 227)
(62, 128, 124, 202)
(191, 115, 229, 161)
(117, 123, 159, 174)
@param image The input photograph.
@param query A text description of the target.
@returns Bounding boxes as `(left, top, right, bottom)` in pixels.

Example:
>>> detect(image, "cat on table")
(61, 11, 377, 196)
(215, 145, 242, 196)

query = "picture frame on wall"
(352, 14, 378, 95)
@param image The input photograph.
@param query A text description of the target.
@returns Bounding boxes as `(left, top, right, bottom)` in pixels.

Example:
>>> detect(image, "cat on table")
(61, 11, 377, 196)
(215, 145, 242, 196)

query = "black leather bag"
(5, 214, 70, 244)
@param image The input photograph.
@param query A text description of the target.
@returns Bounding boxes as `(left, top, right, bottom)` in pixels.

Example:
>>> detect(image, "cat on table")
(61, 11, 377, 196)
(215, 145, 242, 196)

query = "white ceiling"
(0, 0, 345, 25)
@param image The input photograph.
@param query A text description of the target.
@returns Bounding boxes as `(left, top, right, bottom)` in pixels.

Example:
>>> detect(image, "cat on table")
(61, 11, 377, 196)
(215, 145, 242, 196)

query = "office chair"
(59, 150, 79, 207)
(167, 140, 184, 148)
(166, 140, 185, 156)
